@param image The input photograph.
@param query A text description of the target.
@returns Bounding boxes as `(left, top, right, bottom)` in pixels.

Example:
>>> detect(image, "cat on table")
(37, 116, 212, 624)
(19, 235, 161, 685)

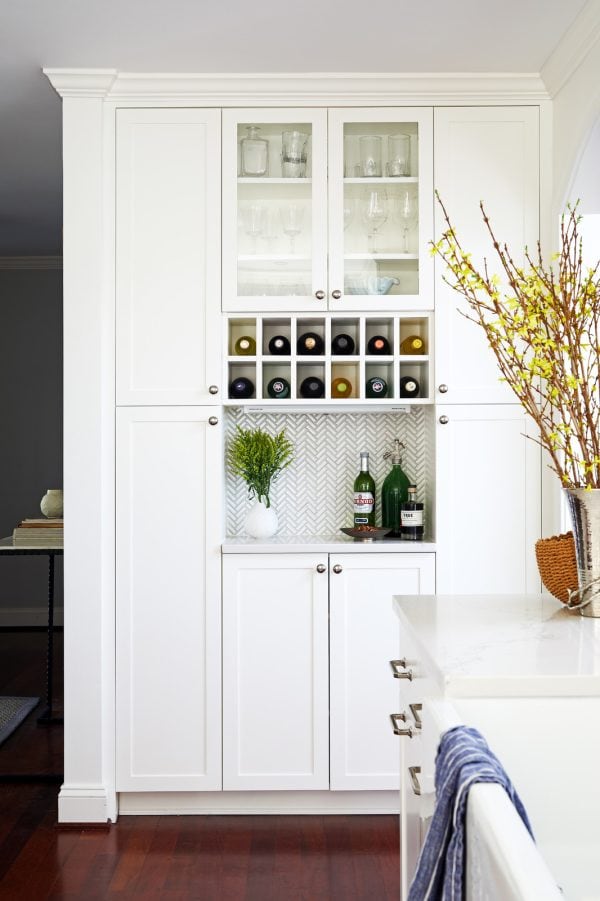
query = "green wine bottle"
(381, 439, 410, 536)
(353, 451, 376, 526)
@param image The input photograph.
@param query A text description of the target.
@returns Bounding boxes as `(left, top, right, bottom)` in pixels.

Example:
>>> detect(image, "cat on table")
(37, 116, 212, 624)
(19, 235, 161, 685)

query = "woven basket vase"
(535, 531, 578, 604)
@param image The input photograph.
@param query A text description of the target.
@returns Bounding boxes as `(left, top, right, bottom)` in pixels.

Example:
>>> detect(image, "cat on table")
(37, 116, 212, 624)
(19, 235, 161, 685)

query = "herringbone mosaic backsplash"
(225, 408, 434, 537)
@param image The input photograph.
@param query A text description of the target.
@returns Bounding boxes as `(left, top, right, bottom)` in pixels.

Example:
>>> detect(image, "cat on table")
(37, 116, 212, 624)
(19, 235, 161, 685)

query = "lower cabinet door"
(222, 553, 330, 790)
(329, 553, 435, 791)
(116, 407, 222, 791)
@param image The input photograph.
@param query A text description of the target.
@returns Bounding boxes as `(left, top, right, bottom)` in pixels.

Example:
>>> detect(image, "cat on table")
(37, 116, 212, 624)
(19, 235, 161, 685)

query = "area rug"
(0, 697, 39, 746)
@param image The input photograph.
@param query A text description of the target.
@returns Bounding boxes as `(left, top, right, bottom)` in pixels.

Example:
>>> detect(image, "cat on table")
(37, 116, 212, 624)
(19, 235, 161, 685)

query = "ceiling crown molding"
(43, 69, 549, 104)
(541, 0, 600, 97)
(0, 256, 63, 271)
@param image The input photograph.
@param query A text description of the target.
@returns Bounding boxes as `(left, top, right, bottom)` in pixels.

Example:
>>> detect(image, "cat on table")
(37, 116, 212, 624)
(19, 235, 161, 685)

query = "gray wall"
(0, 268, 63, 624)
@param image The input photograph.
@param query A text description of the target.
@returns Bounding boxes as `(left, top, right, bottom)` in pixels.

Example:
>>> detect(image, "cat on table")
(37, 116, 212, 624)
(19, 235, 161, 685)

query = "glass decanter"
(240, 126, 269, 177)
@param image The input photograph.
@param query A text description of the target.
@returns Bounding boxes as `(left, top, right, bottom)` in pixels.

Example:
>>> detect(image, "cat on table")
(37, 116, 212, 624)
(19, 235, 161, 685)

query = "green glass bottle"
(353, 451, 376, 526)
(381, 439, 410, 536)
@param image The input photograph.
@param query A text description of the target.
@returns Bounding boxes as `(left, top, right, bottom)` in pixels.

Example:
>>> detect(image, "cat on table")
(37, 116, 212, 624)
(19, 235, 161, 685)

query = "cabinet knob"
(315, 290, 326, 300)
(332, 564, 342, 574)
(331, 289, 342, 300)
(208, 416, 219, 426)
(209, 385, 219, 395)
(438, 384, 448, 394)
(316, 564, 327, 573)
(439, 415, 449, 425)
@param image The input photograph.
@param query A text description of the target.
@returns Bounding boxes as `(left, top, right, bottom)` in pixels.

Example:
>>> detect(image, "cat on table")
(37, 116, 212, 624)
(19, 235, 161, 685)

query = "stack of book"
(12, 518, 63, 544)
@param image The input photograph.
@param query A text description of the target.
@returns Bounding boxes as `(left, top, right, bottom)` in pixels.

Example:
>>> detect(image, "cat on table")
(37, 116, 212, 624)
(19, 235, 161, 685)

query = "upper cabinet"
(116, 109, 222, 405)
(222, 108, 433, 313)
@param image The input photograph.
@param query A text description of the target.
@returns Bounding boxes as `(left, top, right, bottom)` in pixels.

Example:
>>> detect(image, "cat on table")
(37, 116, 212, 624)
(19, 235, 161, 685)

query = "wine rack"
(224, 313, 432, 405)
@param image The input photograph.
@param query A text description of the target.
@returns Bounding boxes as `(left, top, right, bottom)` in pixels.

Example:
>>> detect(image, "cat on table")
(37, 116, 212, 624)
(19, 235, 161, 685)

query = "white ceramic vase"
(244, 500, 278, 539)
(40, 489, 63, 518)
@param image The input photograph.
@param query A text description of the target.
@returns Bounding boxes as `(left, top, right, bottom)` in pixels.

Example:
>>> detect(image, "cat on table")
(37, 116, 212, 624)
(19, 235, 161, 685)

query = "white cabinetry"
(116, 407, 222, 791)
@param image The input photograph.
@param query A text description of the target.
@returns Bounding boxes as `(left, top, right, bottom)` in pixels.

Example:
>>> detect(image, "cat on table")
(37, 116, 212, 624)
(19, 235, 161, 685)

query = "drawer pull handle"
(409, 765, 422, 796)
(316, 564, 326, 573)
(390, 659, 413, 681)
(409, 703, 422, 730)
(390, 712, 414, 738)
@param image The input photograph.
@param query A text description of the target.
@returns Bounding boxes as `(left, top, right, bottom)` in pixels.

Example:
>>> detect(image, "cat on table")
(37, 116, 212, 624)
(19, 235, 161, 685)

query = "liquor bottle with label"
(299, 376, 325, 398)
(228, 376, 255, 399)
(234, 335, 256, 355)
(381, 439, 410, 536)
(365, 376, 388, 398)
(400, 485, 424, 540)
(353, 451, 376, 527)
(267, 377, 290, 399)
(297, 332, 324, 355)
(268, 335, 291, 355)
(331, 333, 356, 355)
(367, 335, 391, 355)
(399, 334, 426, 355)
(400, 375, 420, 398)
(331, 376, 353, 399)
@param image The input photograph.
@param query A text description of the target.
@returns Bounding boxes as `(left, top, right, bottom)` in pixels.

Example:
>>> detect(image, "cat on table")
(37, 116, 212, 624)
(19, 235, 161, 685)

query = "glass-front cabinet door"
(223, 109, 328, 312)
(328, 108, 433, 312)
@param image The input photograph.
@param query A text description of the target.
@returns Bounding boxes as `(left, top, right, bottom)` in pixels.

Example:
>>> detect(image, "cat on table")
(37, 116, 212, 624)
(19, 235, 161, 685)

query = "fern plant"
(227, 426, 293, 508)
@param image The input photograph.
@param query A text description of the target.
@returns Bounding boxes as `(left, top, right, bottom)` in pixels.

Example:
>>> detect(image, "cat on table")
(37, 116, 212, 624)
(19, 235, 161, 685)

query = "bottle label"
(401, 510, 423, 526)
(353, 492, 374, 513)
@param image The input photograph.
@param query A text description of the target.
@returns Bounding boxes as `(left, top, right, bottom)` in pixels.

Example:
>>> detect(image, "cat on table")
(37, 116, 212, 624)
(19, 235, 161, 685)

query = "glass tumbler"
(387, 134, 410, 177)
(359, 135, 382, 177)
(281, 130, 308, 178)
(240, 126, 269, 177)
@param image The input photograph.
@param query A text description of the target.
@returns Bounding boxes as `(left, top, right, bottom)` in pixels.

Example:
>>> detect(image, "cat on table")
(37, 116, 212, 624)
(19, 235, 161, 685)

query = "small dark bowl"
(340, 526, 391, 542)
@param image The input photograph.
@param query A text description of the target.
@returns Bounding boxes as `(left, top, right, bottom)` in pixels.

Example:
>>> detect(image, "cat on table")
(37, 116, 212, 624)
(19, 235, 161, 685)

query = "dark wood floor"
(0, 630, 400, 900)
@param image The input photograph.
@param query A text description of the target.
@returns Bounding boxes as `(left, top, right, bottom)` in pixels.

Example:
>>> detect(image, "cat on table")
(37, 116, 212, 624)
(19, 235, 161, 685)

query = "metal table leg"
(37, 552, 63, 725)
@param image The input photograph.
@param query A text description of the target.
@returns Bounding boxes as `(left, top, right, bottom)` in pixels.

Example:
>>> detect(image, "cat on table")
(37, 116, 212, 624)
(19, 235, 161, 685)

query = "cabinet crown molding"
(44, 69, 549, 103)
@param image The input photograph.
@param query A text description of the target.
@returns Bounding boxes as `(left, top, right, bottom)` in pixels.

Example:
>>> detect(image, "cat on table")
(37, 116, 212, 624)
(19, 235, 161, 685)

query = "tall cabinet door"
(436, 404, 541, 594)
(434, 107, 539, 404)
(222, 553, 329, 790)
(329, 553, 435, 791)
(116, 407, 222, 791)
(116, 109, 222, 405)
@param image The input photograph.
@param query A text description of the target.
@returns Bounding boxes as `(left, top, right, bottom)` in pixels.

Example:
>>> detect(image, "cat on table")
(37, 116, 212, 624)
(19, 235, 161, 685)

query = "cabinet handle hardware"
(409, 703, 422, 730)
(332, 564, 343, 574)
(209, 385, 219, 395)
(439, 415, 449, 425)
(438, 384, 448, 394)
(316, 564, 327, 573)
(390, 712, 414, 738)
(331, 289, 342, 299)
(408, 765, 422, 796)
(390, 659, 413, 681)
(315, 290, 326, 300)
(208, 416, 219, 426)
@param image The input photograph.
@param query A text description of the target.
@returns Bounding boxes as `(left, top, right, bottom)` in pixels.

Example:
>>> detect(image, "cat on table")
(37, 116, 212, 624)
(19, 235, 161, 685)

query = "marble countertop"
(393, 594, 600, 698)
(222, 534, 436, 553)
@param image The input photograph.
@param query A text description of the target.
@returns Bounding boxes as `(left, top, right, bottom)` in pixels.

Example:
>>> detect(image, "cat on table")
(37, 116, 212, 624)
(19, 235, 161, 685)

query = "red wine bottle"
(299, 376, 325, 398)
(399, 375, 420, 398)
(331, 333, 356, 355)
(228, 376, 254, 399)
(365, 376, 388, 398)
(268, 335, 291, 355)
(367, 335, 391, 355)
(297, 332, 324, 355)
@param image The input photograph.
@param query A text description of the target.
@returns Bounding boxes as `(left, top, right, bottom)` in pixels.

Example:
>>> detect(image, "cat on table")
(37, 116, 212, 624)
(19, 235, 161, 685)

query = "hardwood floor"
(0, 630, 400, 900)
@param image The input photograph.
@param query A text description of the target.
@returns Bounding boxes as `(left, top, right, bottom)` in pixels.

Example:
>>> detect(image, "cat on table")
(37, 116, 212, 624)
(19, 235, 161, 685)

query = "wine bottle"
(297, 332, 324, 355)
(228, 376, 254, 399)
(400, 484, 424, 540)
(268, 335, 291, 355)
(331, 377, 353, 399)
(399, 375, 420, 398)
(267, 377, 290, 399)
(234, 335, 256, 355)
(299, 376, 325, 398)
(353, 451, 376, 527)
(367, 335, 391, 355)
(400, 334, 426, 355)
(331, 333, 356, 355)
(365, 376, 388, 398)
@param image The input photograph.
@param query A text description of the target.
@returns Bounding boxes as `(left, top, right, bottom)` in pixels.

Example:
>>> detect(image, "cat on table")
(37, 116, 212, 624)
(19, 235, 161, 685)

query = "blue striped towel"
(407, 725, 534, 901)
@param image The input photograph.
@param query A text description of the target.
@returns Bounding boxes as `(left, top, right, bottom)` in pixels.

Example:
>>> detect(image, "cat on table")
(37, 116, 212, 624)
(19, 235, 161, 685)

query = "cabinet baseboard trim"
(59, 785, 118, 823)
(118, 790, 399, 816)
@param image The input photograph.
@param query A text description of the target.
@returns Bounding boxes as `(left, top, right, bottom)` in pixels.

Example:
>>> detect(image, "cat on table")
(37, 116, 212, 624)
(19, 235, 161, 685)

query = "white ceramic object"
(40, 489, 63, 518)
(244, 501, 278, 539)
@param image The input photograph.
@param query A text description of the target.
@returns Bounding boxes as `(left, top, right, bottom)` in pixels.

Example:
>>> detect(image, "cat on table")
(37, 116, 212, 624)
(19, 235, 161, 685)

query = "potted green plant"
(432, 197, 600, 615)
(227, 425, 293, 538)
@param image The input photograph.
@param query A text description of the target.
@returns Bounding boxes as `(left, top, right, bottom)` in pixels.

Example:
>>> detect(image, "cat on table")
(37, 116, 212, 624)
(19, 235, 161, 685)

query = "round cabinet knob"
(209, 385, 219, 395)
(315, 290, 326, 300)
(438, 415, 449, 425)
(208, 416, 219, 426)
(331, 289, 342, 300)
(438, 384, 448, 394)
(332, 564, 343, 574)
(316, 564, 327, 573)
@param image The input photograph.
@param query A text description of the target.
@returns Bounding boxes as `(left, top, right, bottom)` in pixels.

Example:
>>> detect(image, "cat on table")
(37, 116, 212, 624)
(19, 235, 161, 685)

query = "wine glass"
(280, 203, 305, 255)
(361, 189, 388, 254)
(395, 189, 417, 253)
(343, 197, 355, 231)
(241, 204, 266, 255)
